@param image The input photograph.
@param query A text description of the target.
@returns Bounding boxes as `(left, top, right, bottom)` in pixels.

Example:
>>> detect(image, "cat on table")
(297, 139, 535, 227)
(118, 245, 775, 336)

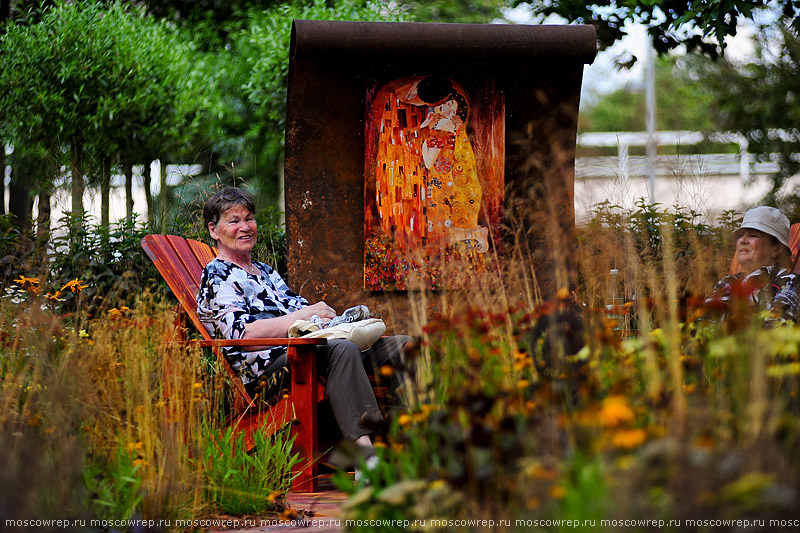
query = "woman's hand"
(242, 301, 336, 341)
(299, 301, 336, 321)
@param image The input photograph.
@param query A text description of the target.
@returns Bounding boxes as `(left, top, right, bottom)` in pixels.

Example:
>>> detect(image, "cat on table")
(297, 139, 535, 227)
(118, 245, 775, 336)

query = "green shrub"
(200, 420, 300, 516)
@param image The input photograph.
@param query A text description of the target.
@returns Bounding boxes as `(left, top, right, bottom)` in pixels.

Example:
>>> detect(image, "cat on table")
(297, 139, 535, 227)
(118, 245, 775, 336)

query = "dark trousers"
(250, 335, 412, 441)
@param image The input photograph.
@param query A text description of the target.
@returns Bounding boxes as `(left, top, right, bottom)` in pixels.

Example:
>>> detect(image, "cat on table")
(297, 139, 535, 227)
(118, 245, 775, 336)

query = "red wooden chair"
(141, 234, 327, 492)
(730, 222, 800, 275)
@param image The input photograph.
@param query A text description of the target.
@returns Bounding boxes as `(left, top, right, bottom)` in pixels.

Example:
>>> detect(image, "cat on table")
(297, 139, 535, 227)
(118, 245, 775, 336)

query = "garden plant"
(3, 198, 800, 530)
(3, 0, 800, 531)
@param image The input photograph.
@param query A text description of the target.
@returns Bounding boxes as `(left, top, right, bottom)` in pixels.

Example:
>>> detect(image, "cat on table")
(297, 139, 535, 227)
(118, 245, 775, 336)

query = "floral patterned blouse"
(705, 266, 800, 322)
(196, 258, 308, 387)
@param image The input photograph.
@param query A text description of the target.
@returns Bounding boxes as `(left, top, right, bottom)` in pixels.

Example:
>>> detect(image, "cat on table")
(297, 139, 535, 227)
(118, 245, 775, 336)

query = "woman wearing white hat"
(706, 206, 799, 322)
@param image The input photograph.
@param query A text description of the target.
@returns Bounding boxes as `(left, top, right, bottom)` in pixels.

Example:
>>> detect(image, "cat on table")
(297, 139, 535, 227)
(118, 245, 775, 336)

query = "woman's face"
(209, 204, 257, 258)
(434, 99, 458, 117)
(736, 228, 781, 273)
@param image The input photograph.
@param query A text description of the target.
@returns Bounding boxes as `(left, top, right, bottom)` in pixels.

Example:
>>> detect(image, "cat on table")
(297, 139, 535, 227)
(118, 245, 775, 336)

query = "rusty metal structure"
(284, 19, 596, 321)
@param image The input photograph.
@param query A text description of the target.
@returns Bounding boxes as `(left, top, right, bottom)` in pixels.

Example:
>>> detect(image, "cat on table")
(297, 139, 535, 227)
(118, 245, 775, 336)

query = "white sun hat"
(732, 206, 790, 249)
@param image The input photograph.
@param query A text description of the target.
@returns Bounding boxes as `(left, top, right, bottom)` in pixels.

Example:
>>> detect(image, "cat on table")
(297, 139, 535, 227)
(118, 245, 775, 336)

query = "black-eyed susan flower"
(61, 278, 88, 293)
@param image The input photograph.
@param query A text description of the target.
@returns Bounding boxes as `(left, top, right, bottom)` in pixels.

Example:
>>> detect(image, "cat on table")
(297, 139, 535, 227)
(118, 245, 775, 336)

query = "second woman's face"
(736, 229, 780, 273)
(209, 204, 258, 257)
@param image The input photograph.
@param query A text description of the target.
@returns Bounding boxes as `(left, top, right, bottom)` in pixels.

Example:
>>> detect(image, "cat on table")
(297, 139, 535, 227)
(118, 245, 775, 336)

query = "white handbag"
(288, 318, 386, 351)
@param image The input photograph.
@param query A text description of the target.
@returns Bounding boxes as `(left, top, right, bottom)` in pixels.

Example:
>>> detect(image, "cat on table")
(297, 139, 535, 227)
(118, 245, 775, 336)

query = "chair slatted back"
(141, 234, 216, 339)
(141, 234, 259, 405)
(142, 234, 327, 492)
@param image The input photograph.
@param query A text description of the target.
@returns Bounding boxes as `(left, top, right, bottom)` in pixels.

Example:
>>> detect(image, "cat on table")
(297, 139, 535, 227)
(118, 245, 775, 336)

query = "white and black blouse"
(196, 258, 308, 386)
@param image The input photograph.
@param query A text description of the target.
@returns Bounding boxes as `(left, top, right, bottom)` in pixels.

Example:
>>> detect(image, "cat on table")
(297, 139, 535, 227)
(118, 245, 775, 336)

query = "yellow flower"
(518, 379, 530, 389)
(45, 291, 62, 300)
(514, 358, 532, 372)
(549, 485, 567, 499)
(14, 275, 41, 293)
(599, 396, 635, 427)
(397, 414, 413, 426)
(420, 404, 436, 415)
(526, 497, 541, 509)
(612, 428, 647, 449)
(13, 275, 39, 287)
(61, 278, 88, 293)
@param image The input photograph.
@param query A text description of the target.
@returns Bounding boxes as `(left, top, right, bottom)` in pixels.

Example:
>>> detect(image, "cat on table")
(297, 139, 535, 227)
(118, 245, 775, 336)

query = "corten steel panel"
(285, 20, 596, 326)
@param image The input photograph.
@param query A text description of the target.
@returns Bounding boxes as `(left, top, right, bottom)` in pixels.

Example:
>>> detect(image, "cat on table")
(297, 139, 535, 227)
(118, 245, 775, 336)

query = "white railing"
(577, 131, 752, 183)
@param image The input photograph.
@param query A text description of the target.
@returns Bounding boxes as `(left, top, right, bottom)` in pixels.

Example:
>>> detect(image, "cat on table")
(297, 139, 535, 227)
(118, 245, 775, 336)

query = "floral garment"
(196, 258, 308, 386)
(705, 266, 800, 322)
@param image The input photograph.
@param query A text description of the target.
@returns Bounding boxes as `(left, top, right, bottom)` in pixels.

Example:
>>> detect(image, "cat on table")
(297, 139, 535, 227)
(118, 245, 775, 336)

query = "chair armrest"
(192, 338, 327, 348)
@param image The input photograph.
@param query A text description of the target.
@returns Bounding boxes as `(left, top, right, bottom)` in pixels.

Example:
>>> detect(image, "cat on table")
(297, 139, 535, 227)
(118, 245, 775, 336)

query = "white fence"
(574, 130, 798, 221)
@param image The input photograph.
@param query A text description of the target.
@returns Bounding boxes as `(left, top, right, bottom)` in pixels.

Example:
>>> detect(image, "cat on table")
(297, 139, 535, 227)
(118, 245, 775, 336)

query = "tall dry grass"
(342, 193, 800, 526)
(0, 294, 215, 525)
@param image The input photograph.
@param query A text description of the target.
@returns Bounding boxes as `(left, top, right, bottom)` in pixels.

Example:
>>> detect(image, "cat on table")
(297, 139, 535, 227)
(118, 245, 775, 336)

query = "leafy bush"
(200, 421, 300, 516)
(47, 213, 161, 319)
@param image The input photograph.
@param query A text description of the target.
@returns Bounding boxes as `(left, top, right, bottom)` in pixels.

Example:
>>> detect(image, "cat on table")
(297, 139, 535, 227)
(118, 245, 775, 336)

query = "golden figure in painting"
(374, 76, 488, 255)
(365, 74, 504, 290)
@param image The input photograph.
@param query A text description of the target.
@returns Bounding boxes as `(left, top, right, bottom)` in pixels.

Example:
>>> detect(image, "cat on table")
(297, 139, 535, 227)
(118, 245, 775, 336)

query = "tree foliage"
(0, 0, 206, 223)
(197, 0, 406, 206)
(517, 0, 800, 61)
(392, 0, 507, 23)
(581, 55, 720, 133)
(705, 22, 800, 214)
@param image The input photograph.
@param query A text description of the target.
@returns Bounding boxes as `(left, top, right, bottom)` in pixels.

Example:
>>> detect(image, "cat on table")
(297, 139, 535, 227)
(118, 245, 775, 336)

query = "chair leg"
(288, 343, 319, 492)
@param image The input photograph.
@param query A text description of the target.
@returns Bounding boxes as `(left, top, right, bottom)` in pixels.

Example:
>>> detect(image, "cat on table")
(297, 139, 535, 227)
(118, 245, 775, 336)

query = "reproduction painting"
(364, 75, 505, 290)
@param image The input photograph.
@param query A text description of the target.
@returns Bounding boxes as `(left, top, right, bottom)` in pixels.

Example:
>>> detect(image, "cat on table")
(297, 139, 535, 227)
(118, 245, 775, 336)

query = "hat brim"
(732, 223, 790, 249)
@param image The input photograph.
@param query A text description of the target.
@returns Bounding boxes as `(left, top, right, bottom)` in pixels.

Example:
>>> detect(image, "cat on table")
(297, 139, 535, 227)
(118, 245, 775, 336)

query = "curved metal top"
(291, 19, 597, 65)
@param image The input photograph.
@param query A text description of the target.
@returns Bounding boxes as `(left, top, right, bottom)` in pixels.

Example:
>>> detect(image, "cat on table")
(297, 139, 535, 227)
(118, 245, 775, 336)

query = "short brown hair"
(203, 187, 256, 230)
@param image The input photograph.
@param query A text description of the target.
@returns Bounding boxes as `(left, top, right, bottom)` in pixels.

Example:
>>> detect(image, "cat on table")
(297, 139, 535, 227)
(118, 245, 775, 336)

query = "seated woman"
(195, 187, 412, 460)
(706, 206, 799, 322)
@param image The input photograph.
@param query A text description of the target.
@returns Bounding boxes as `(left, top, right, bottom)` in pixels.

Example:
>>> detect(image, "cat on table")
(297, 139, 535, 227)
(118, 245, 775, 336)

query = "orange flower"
(397, 414, 413, 426)
(13, 275, 39, 287)
(14, 275, 40, 293)
(61, 278, 88, 293)
(108, 306, 131, 317)
(612, 428, 647, 449)
(599, 396, 635, 427)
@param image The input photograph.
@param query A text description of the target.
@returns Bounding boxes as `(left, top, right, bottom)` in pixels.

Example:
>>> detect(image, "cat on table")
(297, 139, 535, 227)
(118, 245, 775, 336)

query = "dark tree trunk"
(100, 156, 112, 254)
(100, 155, 111, 230)
(124, 160, 133, 224)
(159, 159, 168, 234)
(0, 147, 5, 215)
(143, 161, 154, 229)
(36, 190, 50, 246)
(1, 0, 9, 217)
(8, 166, 32, 232)
(70, 139, 84, 217)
